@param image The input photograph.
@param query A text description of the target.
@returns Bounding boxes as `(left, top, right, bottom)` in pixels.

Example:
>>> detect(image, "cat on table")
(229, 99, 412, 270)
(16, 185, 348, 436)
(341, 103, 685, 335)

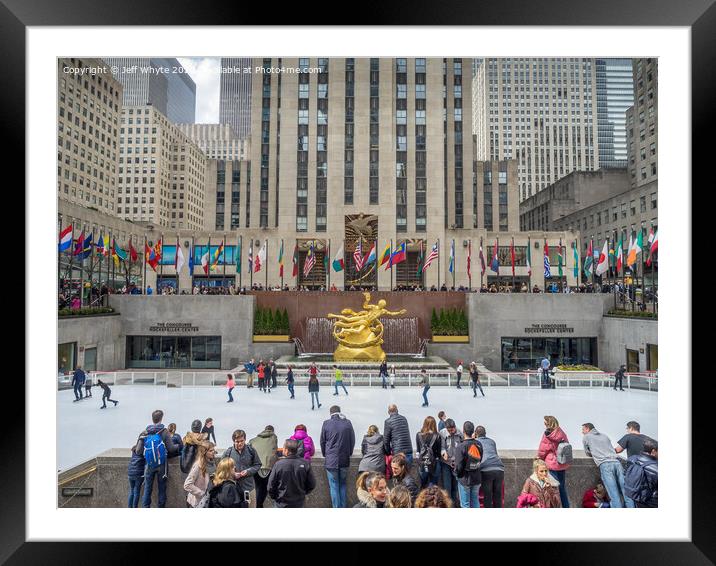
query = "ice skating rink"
(57, 384, 657, 472)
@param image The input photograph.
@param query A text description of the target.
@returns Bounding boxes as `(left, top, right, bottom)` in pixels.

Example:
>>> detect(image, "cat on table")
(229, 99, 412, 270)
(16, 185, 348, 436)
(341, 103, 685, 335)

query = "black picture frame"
(7, 0, 711, 561)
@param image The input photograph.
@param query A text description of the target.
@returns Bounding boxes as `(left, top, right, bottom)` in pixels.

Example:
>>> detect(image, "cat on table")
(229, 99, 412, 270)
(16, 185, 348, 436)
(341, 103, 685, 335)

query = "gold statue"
(327, 292, 407, 361)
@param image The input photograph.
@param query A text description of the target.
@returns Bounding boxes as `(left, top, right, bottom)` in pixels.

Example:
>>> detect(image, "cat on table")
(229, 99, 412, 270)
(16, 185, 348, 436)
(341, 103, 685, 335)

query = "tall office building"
(219, 58, 253, 138)
(176, 123, 249, 161)
(116, 106, 207, 230)
(57, 57, 123, 215)
(473, 58, 599, 202)
(104, 58, 196, 123)
(596, 58, 634, 169)
(627, 58, 658, 189)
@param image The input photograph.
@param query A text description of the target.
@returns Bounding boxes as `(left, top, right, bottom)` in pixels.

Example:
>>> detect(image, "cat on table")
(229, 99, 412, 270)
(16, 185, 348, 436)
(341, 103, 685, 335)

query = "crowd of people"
(126, 404, 658, 509)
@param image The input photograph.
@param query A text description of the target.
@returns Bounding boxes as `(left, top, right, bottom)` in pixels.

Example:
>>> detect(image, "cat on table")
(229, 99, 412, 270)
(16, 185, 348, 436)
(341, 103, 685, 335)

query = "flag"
(304, 241, 316, 277)
(254, 242, 266, 273)
(526, 240, 532, 276)
(188, 243, 194, 273)
(388, 241, 407, 268)
(490, 240, 499, 274)
(145, 242, 159, 271)
(278, 240, 284, 277)
(363, 242, 377, 267)
(73, 230, 85, 256)
(201, 248, 210, 275)
(448, 240, 455, 274)
(80, 232, 93, 259)
(379, 242, 391, 267)
(510, 239, 516, 277)
(324, 242, 330, 273)
(558, 243, 564, 278)
(153, 239, 163, 267)
(583, 240, 593, 277)
(616, 236, 624, 273)
(292, 244, 298, 277)
(212, 241, 224, 271)
(129, 240, 138, 262)
(647, 229, 658, 266)
(417, 241, 425, 276)
(332, 242, 345, 272)
(103, 234, 111, 257)
(113, 239, 128, 262)
(353, 238, 364, 271)
(595, 240, 610, 276)
(479, 242, 486, 276)
(423, 241, 439, 271)
(466, 240, 471, 280)
(96, 232, 106, 256)
(627, 230, 642, 267)
(175, 243, 185, 275)
(235, 241, 241, 272)
(58, 225, 73, 252)
(544, 242, 551, 278)
(573, 243, 579, 278)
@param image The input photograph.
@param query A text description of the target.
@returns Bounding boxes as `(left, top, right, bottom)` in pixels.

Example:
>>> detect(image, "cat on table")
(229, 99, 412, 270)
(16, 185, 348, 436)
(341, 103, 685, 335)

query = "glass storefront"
(501, 337, 597, 370)
(126, 336, 222, 369)
(58, 342, 76, 375)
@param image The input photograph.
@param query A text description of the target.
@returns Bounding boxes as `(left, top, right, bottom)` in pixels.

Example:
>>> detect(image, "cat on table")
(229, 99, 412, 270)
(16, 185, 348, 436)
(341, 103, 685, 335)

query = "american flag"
(423, 241, 439, 271)
(353, 238, 364, 271)
(303, 241, 316, 277)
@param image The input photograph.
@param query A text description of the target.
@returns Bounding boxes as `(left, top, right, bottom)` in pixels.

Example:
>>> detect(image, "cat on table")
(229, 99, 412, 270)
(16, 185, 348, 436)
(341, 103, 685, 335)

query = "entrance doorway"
(647, 344, 658, 371)
(83, 347, 97, 372)
(626, 348, 640, 372)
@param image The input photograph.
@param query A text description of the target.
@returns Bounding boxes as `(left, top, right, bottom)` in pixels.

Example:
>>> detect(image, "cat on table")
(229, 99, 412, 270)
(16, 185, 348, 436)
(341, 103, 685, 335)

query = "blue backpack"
(144, 432, 167, 470)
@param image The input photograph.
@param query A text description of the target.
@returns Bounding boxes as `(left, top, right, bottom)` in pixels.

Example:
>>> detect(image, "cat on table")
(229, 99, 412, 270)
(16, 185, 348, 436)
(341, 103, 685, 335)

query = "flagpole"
(590, 237, 595, 291)
(613, 230, 617, 310)
(265, 239, 268, 289)
(143, 235, 147, 295)
(511, 237, 515, 291)
(558, 237, 563, 291)
(468, 239, 472, 292)
(97, 233, 104, 304)
(158, 233, 164, 292)
(106, 231, 111, 295)
(280, 238, 284, 289)
(480, 237, 484, 289)
(223, 233, 227, 287)
(327, 239, 330, 290)
(80, 228, 86, 306)
(68, 222, 75, 297)
(496, 237, 499, 288)
(390, 238, 393, 291)
(176, 236, 180, 293)
(437, 238, 441, 290)
(650, 223, 656, 314)
(640, 228, 646, 313)
(528, 237, 532, 293)
(238, 235, 242, 290)
(207, 236, 212, 288)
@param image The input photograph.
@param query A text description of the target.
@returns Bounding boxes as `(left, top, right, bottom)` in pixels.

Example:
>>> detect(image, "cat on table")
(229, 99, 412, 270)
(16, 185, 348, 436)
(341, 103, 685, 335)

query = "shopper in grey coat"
(359, 426, 386, 473)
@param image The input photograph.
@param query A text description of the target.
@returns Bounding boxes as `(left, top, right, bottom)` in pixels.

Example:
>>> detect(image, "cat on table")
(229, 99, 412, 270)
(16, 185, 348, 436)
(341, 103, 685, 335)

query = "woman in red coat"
(536, 415, 571, 507)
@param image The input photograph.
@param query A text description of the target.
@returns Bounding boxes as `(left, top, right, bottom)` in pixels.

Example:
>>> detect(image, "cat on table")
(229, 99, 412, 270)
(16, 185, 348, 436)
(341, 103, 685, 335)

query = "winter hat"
(191, 419, 202, 433)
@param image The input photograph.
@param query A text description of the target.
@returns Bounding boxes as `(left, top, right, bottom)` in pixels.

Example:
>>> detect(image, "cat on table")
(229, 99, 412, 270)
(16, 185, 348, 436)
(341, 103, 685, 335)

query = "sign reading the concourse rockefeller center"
(149, 322, 199, 333)
(524, 324, 575, 334)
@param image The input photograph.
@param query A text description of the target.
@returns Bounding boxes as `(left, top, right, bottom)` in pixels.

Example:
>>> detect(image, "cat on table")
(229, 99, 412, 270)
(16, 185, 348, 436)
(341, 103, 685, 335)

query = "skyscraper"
(219, 58, 253, 139)
(473, 58, 599, 201)
(104, 58, 196, 124)
(596, 58, 634, 169)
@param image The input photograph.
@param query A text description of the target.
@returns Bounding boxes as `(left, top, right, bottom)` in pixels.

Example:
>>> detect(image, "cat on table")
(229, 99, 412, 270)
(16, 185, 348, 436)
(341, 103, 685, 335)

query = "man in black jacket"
(384, 404, 413, 465)
(614, 364, 627, 391)
(320, 406, 355, 508)
(268, 439, 316, 507)
(72, 366, 86, 402)
(453, 421, 484, 508)
(624, 439, 658, 508)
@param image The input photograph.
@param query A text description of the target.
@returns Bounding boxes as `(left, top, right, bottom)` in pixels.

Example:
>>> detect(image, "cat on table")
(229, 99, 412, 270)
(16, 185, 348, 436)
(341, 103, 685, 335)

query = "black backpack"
(419, 434, 438, 474)
(180, 443, 197, 473)
(624, 457, 656, 504)
(465, 440, 482, 472)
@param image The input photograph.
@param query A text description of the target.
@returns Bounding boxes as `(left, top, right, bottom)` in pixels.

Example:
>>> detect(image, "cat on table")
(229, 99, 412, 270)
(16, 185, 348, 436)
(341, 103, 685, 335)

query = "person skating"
(469, 361, 485, 397)
(286, 365, 295, 399)
(320, 405, 356, 508)
(267, 439, 316, 508)
(225, 373, 236, 403)
(84, 372, 93, 398)
(332, 365, 348, 396)
(270, 359, 278, 391)
(257, 360, 266, 392)
(308, 371, 321, 410)
(455, 360, 463, 389)
(72, 366, 86, 402)
(389, 364, 396, 389)
(379, 360, 388, 389)
(96, 379, 118, 408)
(244, 358, 256, 388)
(419, 369, 430, 407)
(614, 364, 627, 391)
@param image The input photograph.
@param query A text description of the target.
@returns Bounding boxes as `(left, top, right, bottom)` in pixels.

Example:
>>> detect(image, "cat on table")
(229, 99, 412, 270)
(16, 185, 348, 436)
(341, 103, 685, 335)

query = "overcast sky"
(177, 57, 221, 123)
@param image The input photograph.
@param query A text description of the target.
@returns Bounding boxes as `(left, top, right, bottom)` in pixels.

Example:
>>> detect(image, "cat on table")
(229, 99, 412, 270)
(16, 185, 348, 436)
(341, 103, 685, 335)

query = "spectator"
(267, 439, 316, 508)
(454, 421, 484, 508)
(207, 458, 246, 508)
(624, 439, 658, 508)
(615, 421, 656, 458)
(439, 418, 464, 507)
(476, 425, 505, 508)
(222, 429, 262, 508)
(290, 424, 316, 462)
(414, 485, 453, 508)
(415, 416, 441, 489)
(437, 411, 448, 432)
(72, 366, 86, 402)
(353, 472, 388, 508)
(383, 404, 413, 465)
(359, 425, 387, 474)
(135, 409, 180, 508)
(582, 481, 611, 508)
(389, 453, 419, 504)
(244, 358, 256, 389)
(127, 430, 148, 508)
(320, 405, 356, 508)
(166, 423, 183, 457)
(201, 418, 216, 445)
(581, 423, 634, 508)
(249, 425, 279, 508)
(537, 415, 572, 508)
(180, 419, 209, 474)
(520, 459, 562, 508)
(387, 485, 412, 508)
(183, 442, 216, 508)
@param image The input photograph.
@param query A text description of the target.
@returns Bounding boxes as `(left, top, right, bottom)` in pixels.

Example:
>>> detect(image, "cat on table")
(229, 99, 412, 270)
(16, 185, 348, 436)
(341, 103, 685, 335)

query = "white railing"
(58, 370, 657, 391)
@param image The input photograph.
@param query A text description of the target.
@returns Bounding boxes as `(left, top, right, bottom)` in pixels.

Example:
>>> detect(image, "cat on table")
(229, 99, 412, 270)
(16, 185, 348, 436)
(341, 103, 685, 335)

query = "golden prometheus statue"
(327, 292, 407, 361)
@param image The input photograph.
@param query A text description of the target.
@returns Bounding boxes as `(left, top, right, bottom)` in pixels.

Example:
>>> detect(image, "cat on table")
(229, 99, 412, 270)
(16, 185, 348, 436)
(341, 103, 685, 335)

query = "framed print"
(6, 0, 712, 561)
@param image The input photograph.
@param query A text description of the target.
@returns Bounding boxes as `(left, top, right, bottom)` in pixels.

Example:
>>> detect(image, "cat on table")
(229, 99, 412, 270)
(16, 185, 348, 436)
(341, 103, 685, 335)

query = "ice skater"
(226, 373, 236, 402)
(389, 364, 396, 389)
(286, 365, 295, 399)
(244, 358, 256, 388)
(456, 360, 463, 389)
(96, 379, 118, 408)
(469, 362, 485, 398)
(270, 359, 278, 390)
(419, 369, 431, 407)
(613, 364, 626, 391)
(257, 360, 267, 392)
(333, 365, 348, 396)
(72, 365, 86, 402)
(84, 372, 93, 398)
(308, 371, 321, 410)
(379, 360, 389, 389)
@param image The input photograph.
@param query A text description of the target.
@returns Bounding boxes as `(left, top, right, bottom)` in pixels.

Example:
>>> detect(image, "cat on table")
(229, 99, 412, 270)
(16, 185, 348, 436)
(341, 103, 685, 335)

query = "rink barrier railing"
(58, 370, 657, 391)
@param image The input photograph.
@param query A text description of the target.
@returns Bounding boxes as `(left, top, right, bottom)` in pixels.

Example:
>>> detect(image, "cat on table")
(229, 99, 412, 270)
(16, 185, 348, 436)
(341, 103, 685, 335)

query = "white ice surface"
(57, 384, 657, 472)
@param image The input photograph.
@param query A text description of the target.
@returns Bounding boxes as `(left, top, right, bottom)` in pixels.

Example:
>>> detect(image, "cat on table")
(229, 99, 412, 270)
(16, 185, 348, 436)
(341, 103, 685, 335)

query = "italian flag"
(332, 242, 345, 272)
(626, 230, 642, 267)
(646, 229, 658, 266)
